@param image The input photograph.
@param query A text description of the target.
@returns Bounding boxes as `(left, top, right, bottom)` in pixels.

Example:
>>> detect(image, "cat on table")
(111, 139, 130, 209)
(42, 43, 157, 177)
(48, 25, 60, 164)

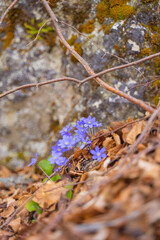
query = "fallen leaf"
(155, 147, 160, 163)
(122, 121, 146, 144)
(112, 133, 121, 145)
(103, 137, 115, 150)
(9, 217, 21, 233)
(1, 205, 14, 218)
(33, 180, 68, 208)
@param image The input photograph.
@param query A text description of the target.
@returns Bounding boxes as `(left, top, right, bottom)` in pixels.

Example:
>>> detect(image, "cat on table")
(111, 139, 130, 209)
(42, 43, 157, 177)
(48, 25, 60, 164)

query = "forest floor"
(0, 110, 160, 240)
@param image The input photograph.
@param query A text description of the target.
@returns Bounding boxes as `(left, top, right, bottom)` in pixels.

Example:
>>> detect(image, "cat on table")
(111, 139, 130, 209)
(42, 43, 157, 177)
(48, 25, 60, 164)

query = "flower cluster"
(28, 116, 106, 168)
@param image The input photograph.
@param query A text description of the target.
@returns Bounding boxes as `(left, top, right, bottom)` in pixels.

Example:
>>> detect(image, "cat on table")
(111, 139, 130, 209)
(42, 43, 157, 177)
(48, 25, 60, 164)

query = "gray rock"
(0, 0, 159, 168)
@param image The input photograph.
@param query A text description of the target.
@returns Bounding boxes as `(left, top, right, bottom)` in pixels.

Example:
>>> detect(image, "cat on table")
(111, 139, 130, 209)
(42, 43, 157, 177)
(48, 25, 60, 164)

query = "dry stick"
(0, 53, 159, 100)
(42, 142, 160, 234)
(69, 198, 160, 233)
(0, 77, 81, 98)
(26, 18, 52, 47)
(128, 78, 160, 90)
(0, 0, 18, 26)
(40, 0, 156, 113)
(92, 116, 148, 142)
(59, 19, 145, 79)
(0, 160, 68, 229)
(87, 106, 160, 197)
(0, 153, 74, 229)
(58, 107, 160, 224)
(80, 52, 160, 84)
(66, 151, 160, 235)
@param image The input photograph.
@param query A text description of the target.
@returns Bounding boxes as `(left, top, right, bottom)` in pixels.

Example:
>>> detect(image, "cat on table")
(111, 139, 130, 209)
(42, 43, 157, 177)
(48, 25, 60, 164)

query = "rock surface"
(0, 0, 159, 168)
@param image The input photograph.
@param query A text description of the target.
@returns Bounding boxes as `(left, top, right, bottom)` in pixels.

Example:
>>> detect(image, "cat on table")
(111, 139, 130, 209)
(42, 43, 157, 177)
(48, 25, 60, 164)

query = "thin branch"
(128, 78, 160, 90)
(0, 0, 18, 26)
(26, 18, 51, 47)
(59, 19, 145, 79)
(80, 52, 160, 84)
(40, 0, 156, 113)
(0, 53, 159, 100)
(0, 77, 80, 99)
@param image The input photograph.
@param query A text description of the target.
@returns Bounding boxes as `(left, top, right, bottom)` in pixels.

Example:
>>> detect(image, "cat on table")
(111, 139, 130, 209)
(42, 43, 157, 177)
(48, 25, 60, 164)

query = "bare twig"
(40, 0, 157, 113)
(66, 199, 160, 233)
(59, 19, 145, 79)
(26, 18, 51, 47)
(0, 77, 80, 98)
(128, 78, 160, 90)
(80, 52, 160, 85)
(0, 52, 159, 101)
(0, 0, 18, 26)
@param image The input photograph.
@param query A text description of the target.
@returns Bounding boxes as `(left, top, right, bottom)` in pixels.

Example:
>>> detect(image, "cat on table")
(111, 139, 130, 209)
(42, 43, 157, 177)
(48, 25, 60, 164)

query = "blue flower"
(52, 142, 66, 154)
(75, 118, 86, 129)
(56, 157, 68, 166)
(84, 116, 102, 128)
(94, 122, 102, 127)
(74, 127, 88, 139)
(80, 136, 91, 149)
(90, 146, 107, 161)
(28, 153, 38, 167)
(59, 124, 72, 136)
(49, 150, 63, 164)
(58, 135, 76, 150)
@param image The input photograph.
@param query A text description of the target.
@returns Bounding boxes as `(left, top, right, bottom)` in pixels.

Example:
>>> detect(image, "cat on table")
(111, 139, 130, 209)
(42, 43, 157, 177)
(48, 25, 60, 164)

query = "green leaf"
(31, 18, 35, 25)
(66, 190, 72, 199)
(38, 159, 53, 176)
(42, 174, 61, 183)
(25, 200, 42, 214)
(64, 182, 73, 190)
(24, 22, 36, 30)
(38, 21, 46, 27)
(27, 29, 38, 35)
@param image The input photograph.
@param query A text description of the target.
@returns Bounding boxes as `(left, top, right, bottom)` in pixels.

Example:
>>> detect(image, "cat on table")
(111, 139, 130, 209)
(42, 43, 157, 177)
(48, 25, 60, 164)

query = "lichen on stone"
(79, 19, 95, 34)
(71, 43, 83, 63)
(96, 0, 135, 23)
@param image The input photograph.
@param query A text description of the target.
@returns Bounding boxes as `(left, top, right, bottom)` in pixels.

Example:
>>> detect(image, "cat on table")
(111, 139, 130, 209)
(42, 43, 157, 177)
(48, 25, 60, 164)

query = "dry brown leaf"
(33, 180, 68, 208)
(126, 116, 133, 123)
(74, 147, 82, 159)
(112, 133, 121, 145)
(1, 205, 14, 218)
(0, 166, 11, 177)
(91, 129, 109, 149)
(103, 137, 115, 150)
(0, 229, 13, 237)
(155, 147, 160, 163)
(9, 217, 21, 233)
(110, 121, 125, 130)
(122, 121, 146, 144)
(107, 144, 122, 158)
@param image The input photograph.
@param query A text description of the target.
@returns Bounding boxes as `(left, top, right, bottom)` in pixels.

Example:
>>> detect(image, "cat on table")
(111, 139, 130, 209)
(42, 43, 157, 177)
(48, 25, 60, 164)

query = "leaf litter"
(0, 113, 160, 240)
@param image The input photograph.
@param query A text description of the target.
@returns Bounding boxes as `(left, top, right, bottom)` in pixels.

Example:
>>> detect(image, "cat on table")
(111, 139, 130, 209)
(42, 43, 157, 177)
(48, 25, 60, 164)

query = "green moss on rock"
(71, 43, 83, 63)
(96, 0, 135, 23)
(79, 19, 95, 34)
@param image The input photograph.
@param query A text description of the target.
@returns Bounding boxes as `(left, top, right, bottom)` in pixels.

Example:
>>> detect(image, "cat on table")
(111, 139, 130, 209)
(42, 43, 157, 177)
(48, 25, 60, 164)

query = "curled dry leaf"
(74, 147, 82, 160)
(110, 121, 126, 135)
(107, 144, 122, 159)
(103, 137, 115, 150)
(9, 217, 21, 233)
(155, 147, 160, 163)
(112, 133, 121, 145)
(33, 179, 68, 208)
(91, 129, 109, 149)
(122, 121, 146, 144)
(1, 205, 14, 218)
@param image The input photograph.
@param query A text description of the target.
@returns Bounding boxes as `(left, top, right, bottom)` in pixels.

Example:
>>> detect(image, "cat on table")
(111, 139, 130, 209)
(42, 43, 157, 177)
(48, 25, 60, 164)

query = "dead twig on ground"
(29, 0, 158, 113)
(0, 0, 18, 26)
